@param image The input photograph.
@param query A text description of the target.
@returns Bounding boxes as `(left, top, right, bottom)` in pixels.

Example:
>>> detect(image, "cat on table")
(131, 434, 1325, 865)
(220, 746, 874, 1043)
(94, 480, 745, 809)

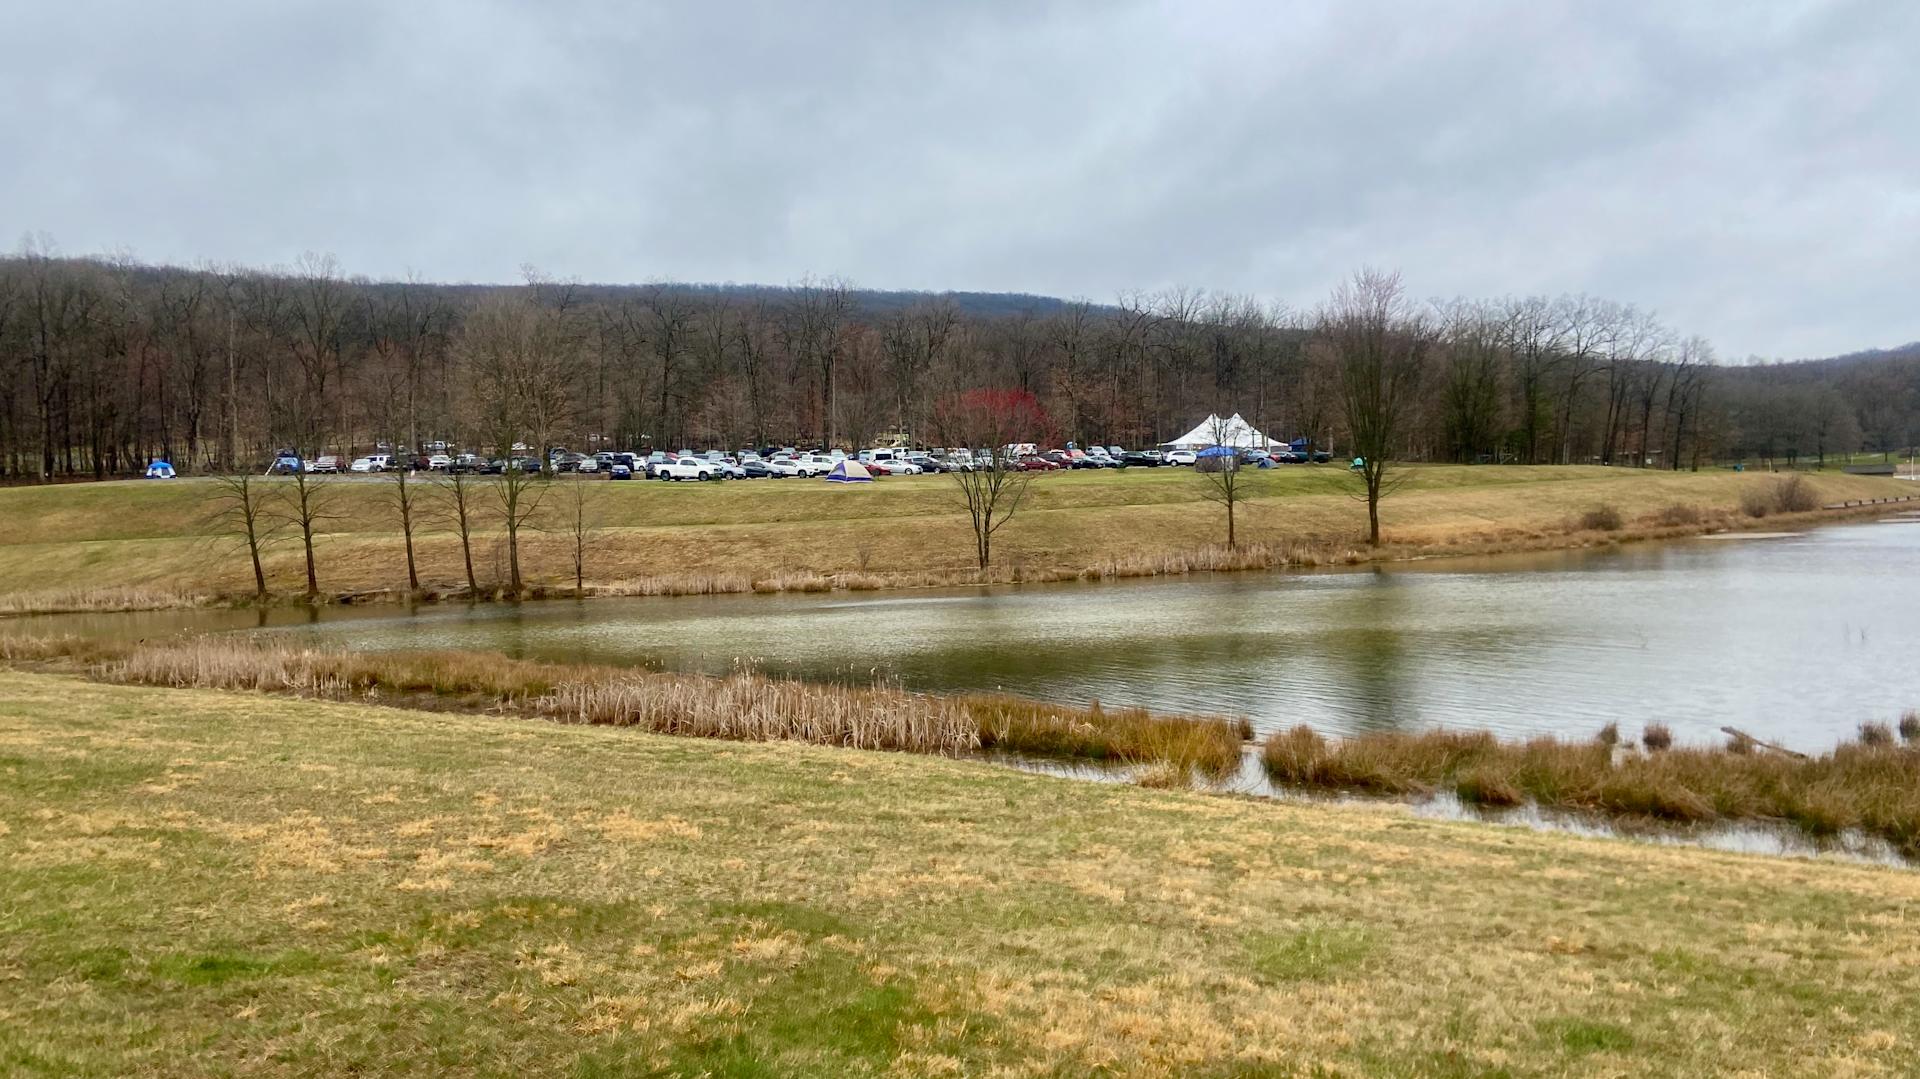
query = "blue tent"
(1195, 445, 1236, 458)
(824, 459, 874, 483)
(144, 459, 176, 479)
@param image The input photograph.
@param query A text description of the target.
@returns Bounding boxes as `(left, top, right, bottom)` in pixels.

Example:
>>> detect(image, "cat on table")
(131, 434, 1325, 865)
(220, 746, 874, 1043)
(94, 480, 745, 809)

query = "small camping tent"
(1195, 444, 1238, 473)
(824, 459, 874, 483)
(144, 459, 176, 479)
(1162, 413, 1276, 451)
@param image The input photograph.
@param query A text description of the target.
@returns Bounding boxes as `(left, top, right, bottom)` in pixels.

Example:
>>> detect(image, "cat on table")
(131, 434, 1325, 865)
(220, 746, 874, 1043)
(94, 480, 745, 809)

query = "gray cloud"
(3, 0, 1915, 356)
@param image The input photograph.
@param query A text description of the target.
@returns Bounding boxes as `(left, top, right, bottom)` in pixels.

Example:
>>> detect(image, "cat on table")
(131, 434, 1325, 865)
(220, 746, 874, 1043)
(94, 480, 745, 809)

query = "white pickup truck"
(654, 456, 719, 481)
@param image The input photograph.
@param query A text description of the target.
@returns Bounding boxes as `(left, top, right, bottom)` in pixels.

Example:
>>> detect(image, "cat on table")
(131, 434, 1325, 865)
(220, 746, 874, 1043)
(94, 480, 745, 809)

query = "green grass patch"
(0, 671, 1915, 1075)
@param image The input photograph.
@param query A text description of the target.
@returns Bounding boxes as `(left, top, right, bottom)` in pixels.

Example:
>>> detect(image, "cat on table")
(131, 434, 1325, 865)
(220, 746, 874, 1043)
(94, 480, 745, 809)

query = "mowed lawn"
(0, 465, 1907, 601)
(2, 672, 1917, 1076)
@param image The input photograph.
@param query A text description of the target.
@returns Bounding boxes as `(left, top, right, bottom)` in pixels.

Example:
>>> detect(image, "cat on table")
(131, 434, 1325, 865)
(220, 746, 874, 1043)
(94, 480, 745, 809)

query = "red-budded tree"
(932, 387, 1053, 571)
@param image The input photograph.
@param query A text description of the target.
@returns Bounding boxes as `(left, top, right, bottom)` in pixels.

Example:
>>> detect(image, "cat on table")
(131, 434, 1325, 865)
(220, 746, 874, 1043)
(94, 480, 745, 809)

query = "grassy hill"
(0, 465, 1908, 610)
(1, 671, 1915, 1075)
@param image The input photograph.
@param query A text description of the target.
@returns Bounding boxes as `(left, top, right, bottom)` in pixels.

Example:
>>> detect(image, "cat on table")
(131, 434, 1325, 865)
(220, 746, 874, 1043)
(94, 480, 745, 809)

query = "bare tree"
(781, 277, 855, 448)
(458, 287, 574, 594)
(433, 467, 483, 594)
(555, 476, 601, 592)
(1195, 415, 1253, 548)
(496, 461, 549, 594)
(384, 460, 423, 592)
(274, 467, 337, 600)
(205, 472, 278, 598)
(932, 387, 1049, 571)
(1317, 269, 1432, 546)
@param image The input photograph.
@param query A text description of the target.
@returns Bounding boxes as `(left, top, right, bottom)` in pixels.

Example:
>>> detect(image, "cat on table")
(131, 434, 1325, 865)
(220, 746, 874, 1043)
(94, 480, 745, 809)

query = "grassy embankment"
(4, 670, 1919, 1076)
(0, 465, 1912, 613)
(10, 635, 1920, 855)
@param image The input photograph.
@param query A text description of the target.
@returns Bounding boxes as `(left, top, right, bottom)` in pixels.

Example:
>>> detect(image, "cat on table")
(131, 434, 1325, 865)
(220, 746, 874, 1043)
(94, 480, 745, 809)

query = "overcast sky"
(3, 1, 1914, 358)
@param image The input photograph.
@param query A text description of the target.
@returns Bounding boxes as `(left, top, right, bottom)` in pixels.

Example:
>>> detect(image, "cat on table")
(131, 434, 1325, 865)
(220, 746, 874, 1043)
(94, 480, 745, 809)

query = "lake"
(17, 512, 1920, 753)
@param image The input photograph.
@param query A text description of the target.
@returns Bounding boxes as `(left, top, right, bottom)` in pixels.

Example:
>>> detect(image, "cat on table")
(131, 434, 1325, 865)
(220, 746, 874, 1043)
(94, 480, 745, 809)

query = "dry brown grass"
(0, 584, 212, 615)
(8, 671, 1919, 1075)
(533, 675, 979, 754)
(969, 696, 1249, 779)
(1575, 503, 1625, 531)
(1741, 475, 1823, 519)
(14, 635, 1242, 771)
(1262, 723, 1920, 853)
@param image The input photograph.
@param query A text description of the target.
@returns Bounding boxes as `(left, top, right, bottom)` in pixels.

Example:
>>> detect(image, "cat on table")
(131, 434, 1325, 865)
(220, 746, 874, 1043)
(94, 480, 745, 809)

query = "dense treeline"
(0, 246, 1914, 480)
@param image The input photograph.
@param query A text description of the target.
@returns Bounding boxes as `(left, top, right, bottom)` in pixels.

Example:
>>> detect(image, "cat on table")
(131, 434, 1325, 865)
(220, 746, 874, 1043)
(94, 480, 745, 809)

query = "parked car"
(427, 454, 453, 471)
(770, 453, 833, 478)
(741, 458, 773, 478)
(1165, 449, 1198, 466)
(609, 463, 634, 480)
(268, 451, 304, 475)
(575, 454, 599, 474)
(448, 453, 482, 473)
(1020, 455, 1061, 471)
(348, 455, 384, 473)
(309, 455, 342, 474)
(655, 456, 718, 481)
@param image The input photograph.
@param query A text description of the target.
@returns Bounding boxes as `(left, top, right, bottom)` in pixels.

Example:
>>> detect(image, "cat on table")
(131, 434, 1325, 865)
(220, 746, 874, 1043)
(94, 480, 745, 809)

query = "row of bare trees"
(206, 458, 592, 601)
(2, 246, 1915, 484)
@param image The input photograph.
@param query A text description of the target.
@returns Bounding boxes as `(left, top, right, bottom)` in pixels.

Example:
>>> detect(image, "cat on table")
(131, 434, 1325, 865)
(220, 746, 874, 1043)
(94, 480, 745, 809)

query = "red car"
(1020, 456, 1061, 471)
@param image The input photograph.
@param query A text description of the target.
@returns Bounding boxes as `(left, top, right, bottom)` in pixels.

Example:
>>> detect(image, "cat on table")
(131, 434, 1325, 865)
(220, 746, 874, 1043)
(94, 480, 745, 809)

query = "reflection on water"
(12, 518, 1920, 752)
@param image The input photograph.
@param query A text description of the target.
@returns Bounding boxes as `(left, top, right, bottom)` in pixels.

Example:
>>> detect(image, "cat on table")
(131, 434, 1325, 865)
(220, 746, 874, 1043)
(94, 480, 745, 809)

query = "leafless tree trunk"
(933, 388, 1046, 571)
(275, 468, 336, 600)
(1196, 415, 1252, 548)
(205, 472, 278, 598)
(385, 462, 422, 591)
(555, 476, 600, 592)
(434, 468, 482, 593)
(1318, 270, 1432, 546)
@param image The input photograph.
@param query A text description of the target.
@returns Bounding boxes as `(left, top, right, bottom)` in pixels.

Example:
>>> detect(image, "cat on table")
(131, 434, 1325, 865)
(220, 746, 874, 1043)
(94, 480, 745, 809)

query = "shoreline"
(3, 496, 1912, 619)
(5, 633, 1915, 865)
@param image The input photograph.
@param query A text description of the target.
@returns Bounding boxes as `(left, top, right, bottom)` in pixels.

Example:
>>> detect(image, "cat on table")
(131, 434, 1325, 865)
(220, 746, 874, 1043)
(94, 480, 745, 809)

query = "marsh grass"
(13, 635, 1243, 771)
(0, 584, 211, 615)
(968, 696, 1248, 778)
(1262, 723, 1920, 853)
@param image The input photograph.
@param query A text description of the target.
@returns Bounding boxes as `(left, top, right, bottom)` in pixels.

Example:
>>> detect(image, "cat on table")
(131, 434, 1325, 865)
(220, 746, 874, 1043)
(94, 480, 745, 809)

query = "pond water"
(16, 512, 1920, 753)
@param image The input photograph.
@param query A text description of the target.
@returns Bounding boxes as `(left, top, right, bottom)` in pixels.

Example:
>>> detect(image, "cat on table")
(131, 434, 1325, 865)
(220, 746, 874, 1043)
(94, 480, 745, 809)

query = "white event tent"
(1160, 413, 1278, 450)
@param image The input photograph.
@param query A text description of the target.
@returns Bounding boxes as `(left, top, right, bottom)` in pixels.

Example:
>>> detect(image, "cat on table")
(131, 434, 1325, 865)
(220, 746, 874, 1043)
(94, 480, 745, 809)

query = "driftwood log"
(1721, 726, 1811, 760)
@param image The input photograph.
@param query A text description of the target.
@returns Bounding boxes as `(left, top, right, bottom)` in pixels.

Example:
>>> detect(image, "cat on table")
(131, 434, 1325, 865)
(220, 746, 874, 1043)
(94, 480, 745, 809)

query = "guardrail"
(1823, 495, 1920, 509)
